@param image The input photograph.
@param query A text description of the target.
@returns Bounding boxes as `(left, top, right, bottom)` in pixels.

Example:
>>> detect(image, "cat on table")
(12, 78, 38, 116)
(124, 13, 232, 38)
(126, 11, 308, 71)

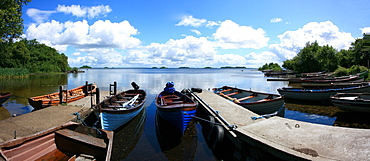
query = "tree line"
(0, 39, 68, 73)
(1, 0, 69, 74)
(259, 34, 370, 74)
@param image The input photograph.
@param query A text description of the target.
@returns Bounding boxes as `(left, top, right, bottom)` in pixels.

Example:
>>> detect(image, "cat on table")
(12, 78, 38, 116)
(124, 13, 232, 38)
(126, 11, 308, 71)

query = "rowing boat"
(0, 121, 113, 161)
(330, 93, 370, 112)
(278, 84, 370, 101)
(0, 92, 11, 105)
(213, 86, 284, 115)
(95, 82, 147, 131)
(28, 83, 97, 110)
(155, 82, 197, 134)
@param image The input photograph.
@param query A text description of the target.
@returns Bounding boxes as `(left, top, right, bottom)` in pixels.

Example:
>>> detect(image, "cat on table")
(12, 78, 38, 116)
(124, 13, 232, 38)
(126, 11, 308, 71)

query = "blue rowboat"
(96, 83, 146, 131)
(155, 90, 197, 134)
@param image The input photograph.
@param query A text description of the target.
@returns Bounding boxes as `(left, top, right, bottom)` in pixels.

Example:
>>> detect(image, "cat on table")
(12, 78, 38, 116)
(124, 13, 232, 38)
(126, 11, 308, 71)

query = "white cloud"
(25, 20, 141, 52)
(26, 8, 56, 23)
(191, 29, 201, 35)
(68, 36, 218, 68)
(213, 20, 269, 49)
(245, 52, 281, 67)
(72, 52, 81, 56)
(270, 18, 283, 23)
(176, 15, 220, 28)
(361, 27, 370, 34)
(144, 36, 216, 67)
(56, 5, 112, 18)
(268, 21, 355, 62)
(214, 54, 247, 66)
(176, 16, 206, 27)
(26, 5, 112, 24)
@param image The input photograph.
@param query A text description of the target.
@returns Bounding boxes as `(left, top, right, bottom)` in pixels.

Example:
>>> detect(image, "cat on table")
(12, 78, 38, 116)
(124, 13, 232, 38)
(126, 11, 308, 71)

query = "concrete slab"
(195, 90, 370, 160)
(0, 91, 110, 143)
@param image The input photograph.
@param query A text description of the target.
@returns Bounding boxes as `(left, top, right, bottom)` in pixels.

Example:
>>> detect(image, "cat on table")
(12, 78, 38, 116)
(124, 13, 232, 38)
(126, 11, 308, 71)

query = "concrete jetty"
(0, 91, 110, 143)
(194, 90, 370, 160)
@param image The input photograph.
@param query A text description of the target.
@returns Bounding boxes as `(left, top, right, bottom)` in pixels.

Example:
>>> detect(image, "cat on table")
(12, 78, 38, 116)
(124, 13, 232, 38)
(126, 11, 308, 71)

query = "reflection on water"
(155, 111, 198, 161)
(0, 74, 67, 117)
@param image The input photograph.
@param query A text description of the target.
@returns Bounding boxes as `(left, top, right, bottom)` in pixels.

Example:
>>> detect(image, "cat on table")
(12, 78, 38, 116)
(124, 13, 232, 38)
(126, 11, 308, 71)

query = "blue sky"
(22, 0, 370, 68)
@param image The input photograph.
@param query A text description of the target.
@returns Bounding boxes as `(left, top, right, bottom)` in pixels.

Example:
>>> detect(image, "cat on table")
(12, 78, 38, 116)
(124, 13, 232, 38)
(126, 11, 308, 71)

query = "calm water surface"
(1, 68, 368, 160)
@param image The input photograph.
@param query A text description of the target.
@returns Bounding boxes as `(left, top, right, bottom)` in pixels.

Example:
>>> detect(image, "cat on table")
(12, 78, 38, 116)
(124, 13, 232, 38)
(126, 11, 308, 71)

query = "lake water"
(1, 68, 368, 160)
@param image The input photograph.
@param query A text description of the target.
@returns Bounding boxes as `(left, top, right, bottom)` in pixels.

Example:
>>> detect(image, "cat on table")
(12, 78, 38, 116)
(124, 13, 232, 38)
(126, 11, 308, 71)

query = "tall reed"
(0, 68, 29, 78)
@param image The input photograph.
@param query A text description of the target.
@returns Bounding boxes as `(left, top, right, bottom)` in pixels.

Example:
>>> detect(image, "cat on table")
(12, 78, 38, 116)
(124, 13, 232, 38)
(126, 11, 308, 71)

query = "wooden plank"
(55, 129, 106, 149)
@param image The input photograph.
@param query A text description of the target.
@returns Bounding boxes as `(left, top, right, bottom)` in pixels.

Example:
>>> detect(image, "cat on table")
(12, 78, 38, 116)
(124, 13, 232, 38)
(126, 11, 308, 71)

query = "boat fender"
(207, 115, 215, 130)
(191, 88, 202, 93)
(207, 125, 224, 151)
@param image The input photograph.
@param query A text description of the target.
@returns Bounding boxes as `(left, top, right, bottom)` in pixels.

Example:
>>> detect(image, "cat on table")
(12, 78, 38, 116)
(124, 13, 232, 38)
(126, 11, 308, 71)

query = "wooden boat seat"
(161, 95, 186, 105)
(55, 129, 106, 149)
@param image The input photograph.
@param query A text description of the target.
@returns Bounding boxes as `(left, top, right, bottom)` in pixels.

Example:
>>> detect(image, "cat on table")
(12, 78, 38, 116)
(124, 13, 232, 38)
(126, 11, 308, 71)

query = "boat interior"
(0, 124, 110, 161)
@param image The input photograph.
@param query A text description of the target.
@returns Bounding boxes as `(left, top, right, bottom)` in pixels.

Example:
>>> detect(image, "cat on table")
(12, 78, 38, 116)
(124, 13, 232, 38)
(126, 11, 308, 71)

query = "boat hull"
(28, 83, 97, 110)
(278, 85, 370, 101)
(0, 122, 113, 161)
(155, 91, 197, 134)
(96, 89, 147, 131)
(214, 86, 284, 115)
(100, 106, 144, 131)
(0, 92, 12, 105)
(330, 93, 370, 112)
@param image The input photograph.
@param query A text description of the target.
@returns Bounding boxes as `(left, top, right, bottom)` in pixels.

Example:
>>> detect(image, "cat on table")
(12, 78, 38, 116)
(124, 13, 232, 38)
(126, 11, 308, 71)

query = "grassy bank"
(0, 68, 29, 78)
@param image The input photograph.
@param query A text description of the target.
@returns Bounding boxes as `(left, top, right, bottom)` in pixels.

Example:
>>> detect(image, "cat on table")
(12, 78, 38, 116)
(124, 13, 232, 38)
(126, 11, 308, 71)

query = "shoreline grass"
(0, 68, 30, 78)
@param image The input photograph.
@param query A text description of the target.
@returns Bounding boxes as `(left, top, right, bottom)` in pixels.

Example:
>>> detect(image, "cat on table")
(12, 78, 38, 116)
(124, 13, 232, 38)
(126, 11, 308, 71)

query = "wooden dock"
(193, 90, 370, 160)
(0, 91, 110, 143)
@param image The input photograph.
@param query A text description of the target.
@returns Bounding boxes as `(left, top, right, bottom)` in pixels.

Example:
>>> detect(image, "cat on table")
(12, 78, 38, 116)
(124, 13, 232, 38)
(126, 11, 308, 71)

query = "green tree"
(336, 49, 354, 68)
(317, 45, 337, 71)
(0, 0, 31, 42)
(349, 34, 370, 67)
(283, 41, 339, 73)
(258, 62, 282, 71)
(293, 41, 321, 73)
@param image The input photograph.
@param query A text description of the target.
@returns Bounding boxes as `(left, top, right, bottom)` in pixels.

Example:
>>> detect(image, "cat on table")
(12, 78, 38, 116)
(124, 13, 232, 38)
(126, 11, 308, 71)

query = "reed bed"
(0, 68, 29, 78)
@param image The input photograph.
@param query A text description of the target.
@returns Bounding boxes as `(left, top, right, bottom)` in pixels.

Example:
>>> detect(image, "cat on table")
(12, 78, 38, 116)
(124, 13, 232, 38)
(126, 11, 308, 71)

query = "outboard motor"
(131, 82, 140, 90)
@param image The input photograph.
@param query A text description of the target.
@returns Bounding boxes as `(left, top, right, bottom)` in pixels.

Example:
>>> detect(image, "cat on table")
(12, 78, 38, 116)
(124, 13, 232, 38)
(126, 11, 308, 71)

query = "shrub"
(334, 67, 349, 77)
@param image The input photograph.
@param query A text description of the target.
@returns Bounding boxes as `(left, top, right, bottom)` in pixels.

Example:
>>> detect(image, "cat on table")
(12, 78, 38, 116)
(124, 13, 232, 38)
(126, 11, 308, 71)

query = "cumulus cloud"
(176, 15, 220, 28)
(25, 20, 140, 52)
(56, 5, 112, 18)
(26, 5, 112, 24)
(270, 18, 282, 23)
(213, 20, 269, 49)
(144, 36, 217, 67)
(245, 52, 281, 67)
(361, 27, 370, 34)
(26, 8, 56, 24)
(268, 21, 355, 62)
(214, 54, 247, 66)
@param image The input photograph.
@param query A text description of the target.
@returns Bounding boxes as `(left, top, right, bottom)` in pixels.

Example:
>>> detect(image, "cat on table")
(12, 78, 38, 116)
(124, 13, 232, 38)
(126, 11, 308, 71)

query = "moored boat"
(213, 86, 284, 115)
(278, 84, 370, 101)
(0, 92, 12, 105)
(330, 92, 370, 112)
(300, 75, 361, 83)
(301, 82, 369, 88)
(28, 83, 97, 110)
(155, 82, 198, 134)
(95, 82, 147, 131)
(0, 121, 113, 161)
